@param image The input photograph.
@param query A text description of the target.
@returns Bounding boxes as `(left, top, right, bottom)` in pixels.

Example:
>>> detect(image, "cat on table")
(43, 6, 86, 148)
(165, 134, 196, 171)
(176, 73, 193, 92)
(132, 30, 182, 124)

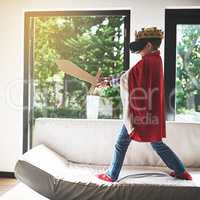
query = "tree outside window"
(176, 25, 200, 121)
(32, 15, 126, 121)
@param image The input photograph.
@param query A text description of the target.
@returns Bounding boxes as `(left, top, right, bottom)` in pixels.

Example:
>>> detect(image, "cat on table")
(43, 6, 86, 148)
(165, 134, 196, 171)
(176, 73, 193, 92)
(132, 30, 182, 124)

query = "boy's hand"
(96, 78, 111, 88)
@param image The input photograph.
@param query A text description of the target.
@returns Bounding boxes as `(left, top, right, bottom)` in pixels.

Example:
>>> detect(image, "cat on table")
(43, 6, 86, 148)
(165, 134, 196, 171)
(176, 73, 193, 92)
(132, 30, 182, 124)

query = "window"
(165, 9, 200, 121)
(23, 10, 130, 152)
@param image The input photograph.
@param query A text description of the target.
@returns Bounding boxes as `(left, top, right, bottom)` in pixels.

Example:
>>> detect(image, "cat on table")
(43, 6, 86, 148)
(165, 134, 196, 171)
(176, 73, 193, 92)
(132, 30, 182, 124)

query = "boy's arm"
(108, 70, 126, 87)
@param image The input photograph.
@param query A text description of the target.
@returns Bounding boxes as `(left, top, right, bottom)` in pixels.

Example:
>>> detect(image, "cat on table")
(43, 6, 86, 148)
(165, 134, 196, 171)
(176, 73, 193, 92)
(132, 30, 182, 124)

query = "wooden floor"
(0, 178, 18, 196)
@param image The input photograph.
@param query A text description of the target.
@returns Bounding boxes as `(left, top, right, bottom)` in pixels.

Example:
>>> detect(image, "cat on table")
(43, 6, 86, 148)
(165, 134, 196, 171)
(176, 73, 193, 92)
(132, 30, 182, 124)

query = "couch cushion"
(33, 118, 200, 167)
(15, 144, 200, 200)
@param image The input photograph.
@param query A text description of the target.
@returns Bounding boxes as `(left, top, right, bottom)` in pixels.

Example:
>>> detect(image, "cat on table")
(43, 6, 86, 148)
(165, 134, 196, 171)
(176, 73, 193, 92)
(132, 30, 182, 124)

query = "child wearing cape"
(96, 27, 192, 182)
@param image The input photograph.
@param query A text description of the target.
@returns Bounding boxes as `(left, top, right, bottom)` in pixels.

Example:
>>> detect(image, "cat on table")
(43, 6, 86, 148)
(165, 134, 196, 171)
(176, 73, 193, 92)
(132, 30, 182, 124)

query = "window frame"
(23, 10, 131, 153)
(164, 9, 200, 121)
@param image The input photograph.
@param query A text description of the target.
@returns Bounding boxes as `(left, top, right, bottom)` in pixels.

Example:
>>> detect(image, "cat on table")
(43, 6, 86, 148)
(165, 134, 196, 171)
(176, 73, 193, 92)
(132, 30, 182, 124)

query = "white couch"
(2, 119, 200, 200)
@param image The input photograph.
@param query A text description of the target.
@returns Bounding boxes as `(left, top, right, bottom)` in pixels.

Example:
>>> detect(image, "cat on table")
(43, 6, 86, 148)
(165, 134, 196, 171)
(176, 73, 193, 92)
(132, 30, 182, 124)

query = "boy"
(96, 27, 192, 182)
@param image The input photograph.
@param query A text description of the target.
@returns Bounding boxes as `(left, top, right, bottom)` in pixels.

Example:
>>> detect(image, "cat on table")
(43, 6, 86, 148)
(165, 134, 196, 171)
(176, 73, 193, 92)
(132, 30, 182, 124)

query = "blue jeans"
(106, 124, 185, 181)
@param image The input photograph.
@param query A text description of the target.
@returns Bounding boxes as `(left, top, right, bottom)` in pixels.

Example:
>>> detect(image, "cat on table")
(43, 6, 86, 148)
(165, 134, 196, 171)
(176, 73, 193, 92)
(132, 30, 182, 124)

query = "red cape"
(128, 51, 166, 142)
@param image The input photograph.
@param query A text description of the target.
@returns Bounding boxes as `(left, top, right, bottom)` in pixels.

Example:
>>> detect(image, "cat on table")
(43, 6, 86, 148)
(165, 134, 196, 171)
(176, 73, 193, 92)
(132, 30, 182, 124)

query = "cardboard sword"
(56, 60, 101, 94)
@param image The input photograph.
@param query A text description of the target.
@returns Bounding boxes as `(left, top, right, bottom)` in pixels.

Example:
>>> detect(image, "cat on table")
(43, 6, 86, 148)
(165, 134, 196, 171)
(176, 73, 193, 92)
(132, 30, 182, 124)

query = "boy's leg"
(150, 141, 185, 175)
(105, 124, 132, 181)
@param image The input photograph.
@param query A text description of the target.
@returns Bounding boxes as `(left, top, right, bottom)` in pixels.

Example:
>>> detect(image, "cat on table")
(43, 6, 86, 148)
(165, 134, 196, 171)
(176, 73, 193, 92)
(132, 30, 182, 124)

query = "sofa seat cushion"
(14, 144, 200, 200)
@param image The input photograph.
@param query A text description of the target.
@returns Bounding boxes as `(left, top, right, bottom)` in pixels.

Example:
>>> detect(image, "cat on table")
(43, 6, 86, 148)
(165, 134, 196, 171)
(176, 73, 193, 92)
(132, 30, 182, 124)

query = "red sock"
(96, 173, 114, 182)
(170, 171, 192, 180)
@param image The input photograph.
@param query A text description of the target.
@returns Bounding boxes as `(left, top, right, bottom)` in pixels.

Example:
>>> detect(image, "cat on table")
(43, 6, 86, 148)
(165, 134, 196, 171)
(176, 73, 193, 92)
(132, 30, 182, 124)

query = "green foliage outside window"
(33, 16, 125, 120)
(176, 25, 200, 116)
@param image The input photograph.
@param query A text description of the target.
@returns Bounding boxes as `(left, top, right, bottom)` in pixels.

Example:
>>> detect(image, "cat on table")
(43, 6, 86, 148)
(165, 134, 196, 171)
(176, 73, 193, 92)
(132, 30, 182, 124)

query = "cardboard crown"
(135, 27, 164, 40)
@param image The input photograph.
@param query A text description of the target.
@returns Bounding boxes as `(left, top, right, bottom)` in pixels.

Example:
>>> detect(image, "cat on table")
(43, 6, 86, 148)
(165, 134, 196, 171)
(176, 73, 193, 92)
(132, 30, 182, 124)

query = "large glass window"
(165, 9, 200, 121)
(23, 11, 130, 151)
(176, 25, 200, 121)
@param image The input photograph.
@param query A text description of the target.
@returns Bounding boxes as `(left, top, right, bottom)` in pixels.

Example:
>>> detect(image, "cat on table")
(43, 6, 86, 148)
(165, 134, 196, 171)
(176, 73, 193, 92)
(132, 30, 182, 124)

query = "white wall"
(0, 0, 199, 172)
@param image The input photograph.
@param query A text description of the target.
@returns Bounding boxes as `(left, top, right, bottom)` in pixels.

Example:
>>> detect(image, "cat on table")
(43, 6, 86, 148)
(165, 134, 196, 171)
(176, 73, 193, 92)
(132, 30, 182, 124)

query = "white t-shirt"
(120, 69, 135, 135)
